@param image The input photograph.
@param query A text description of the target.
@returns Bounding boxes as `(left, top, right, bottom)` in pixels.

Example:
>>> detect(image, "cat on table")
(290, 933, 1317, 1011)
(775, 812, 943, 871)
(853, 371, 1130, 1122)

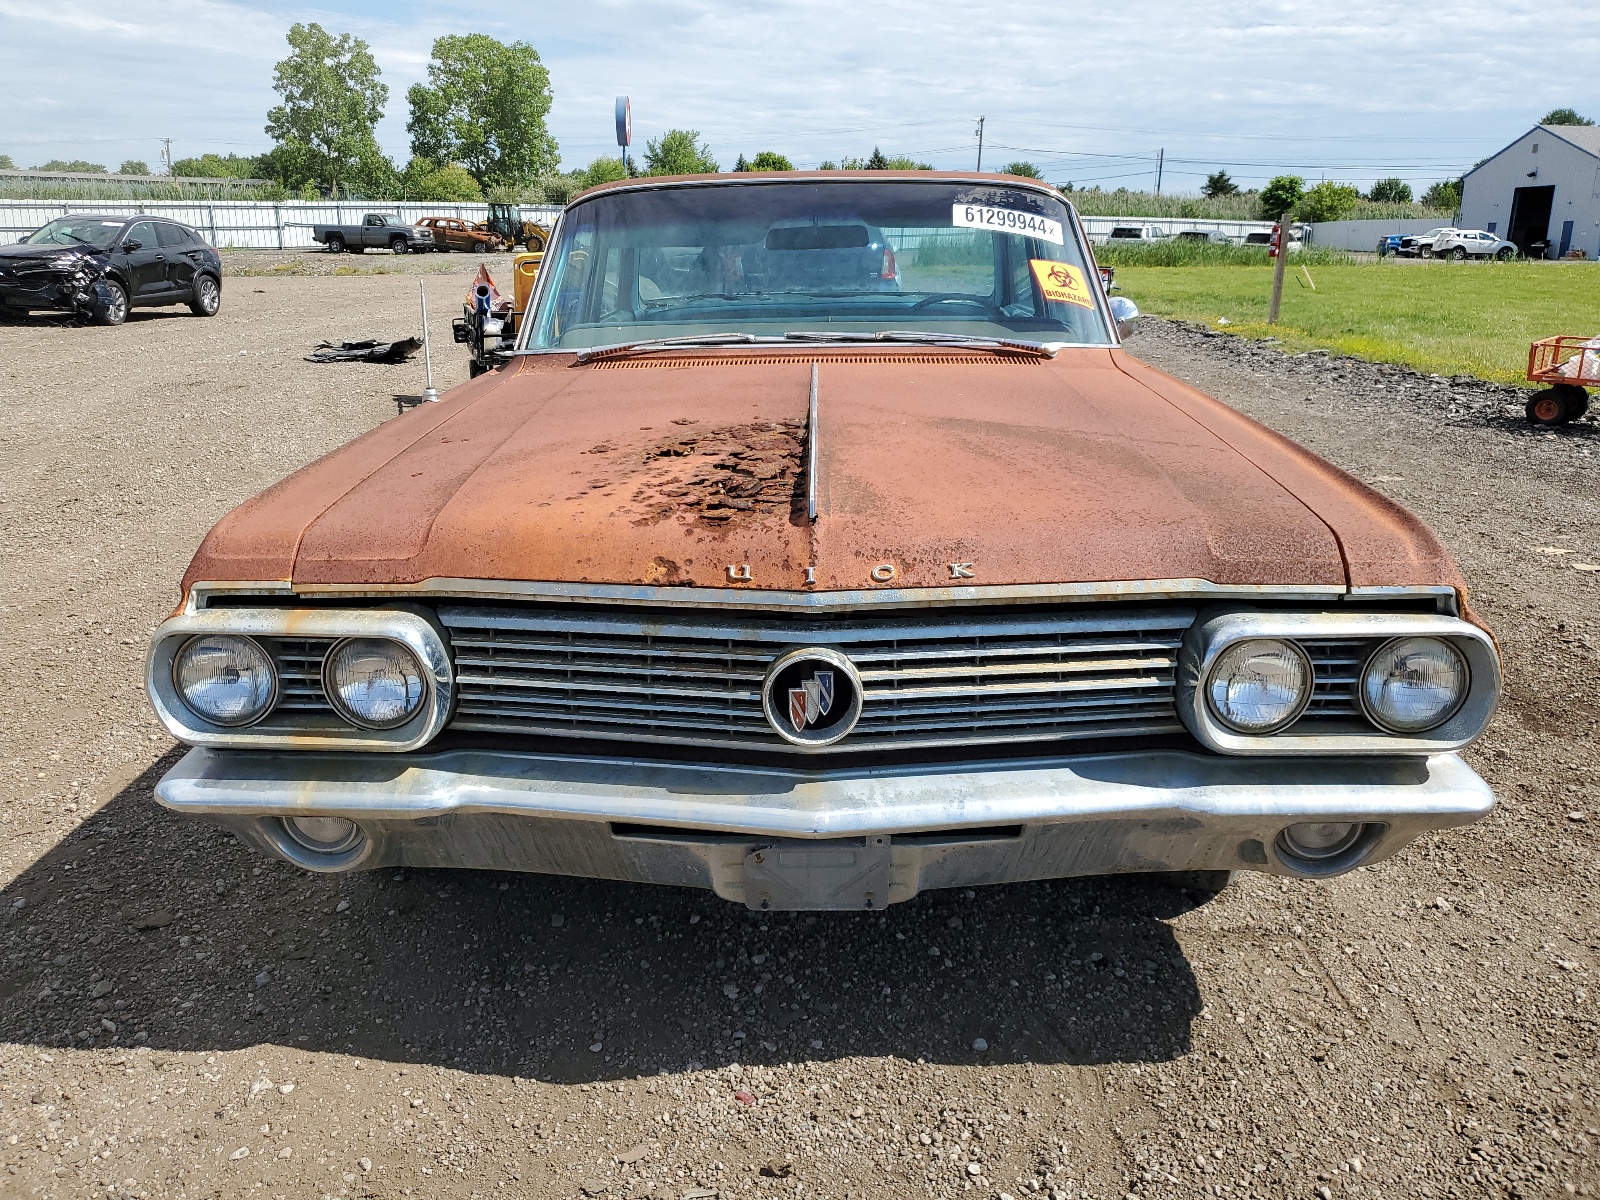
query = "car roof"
(569, 170, 1066, 207)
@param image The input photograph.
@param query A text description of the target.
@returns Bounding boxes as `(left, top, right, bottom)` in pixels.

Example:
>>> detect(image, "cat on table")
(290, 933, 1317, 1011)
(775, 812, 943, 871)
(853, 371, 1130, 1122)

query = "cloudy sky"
(2, 0, 1597, 190)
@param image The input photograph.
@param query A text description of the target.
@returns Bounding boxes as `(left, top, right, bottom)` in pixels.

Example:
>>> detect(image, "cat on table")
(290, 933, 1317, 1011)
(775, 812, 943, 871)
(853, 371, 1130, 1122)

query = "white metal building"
(1459, 124, 1600, 259)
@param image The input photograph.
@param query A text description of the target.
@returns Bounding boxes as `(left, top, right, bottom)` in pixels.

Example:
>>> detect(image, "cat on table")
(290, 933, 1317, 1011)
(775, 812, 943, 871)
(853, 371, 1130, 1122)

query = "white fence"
(7, 201, 1433, 254)
(0, 200, 564, 249)
(1079, 216, 1282, 244)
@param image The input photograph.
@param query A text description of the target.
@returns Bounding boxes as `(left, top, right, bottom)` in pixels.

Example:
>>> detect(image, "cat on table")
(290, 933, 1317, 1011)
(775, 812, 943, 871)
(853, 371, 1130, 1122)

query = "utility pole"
(1154, 148, 1164, 196)
(974, 117, 985, 172)
(1268, 216, 1291, 324)
(161, 138, 172, 176)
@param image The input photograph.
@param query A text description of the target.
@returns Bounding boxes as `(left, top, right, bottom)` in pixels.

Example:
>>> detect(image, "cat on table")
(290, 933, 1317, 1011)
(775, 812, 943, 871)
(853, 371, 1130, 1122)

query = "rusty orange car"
(146, 173, 1499, 910)
(414, 216, 505, 253)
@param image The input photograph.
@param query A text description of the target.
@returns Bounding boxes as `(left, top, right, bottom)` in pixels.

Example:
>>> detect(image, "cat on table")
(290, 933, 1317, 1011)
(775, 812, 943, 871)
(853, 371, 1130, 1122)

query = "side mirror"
(1108, 295, 1140, 340)
(121, 239, 142, 252)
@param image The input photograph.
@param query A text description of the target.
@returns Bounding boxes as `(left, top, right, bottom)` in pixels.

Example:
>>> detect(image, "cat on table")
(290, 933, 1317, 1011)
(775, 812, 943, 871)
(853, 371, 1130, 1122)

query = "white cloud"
(0, 0, 1596, 187)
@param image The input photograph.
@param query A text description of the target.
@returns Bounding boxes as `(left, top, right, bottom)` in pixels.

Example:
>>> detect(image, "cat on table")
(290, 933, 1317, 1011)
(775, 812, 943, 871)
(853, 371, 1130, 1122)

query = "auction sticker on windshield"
(1029, 260, 1095, 309)
(952, 203, 1063, 245)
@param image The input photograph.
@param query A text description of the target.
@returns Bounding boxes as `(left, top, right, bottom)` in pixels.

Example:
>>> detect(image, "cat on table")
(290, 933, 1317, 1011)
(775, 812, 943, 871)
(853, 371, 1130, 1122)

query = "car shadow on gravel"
(0, 754, 1206, 1080)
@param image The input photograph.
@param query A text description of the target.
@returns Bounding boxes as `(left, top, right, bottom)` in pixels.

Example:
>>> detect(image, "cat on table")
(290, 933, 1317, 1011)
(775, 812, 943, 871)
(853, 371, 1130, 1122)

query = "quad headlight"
(1360, 636, 1468, 733)
(1205, 638, 1312, 733)
(173, 635, 277, 727)
(322, 638, 427, 729)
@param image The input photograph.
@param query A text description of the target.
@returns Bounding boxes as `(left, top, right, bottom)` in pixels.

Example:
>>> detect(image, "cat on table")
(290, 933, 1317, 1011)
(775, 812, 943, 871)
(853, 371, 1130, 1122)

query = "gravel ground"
(218, 248, 525, 279)
(0, 288, 1596, 1200)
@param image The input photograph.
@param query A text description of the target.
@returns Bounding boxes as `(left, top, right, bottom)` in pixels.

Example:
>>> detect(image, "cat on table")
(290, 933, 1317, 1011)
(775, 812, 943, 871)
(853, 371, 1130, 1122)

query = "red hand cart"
(1525, 335, 1598, 426)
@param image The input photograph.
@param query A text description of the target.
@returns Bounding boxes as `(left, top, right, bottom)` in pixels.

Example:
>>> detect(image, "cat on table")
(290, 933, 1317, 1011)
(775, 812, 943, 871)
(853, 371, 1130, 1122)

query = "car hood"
(0, 243, 103, 270)
(184, 348, 1464, 596)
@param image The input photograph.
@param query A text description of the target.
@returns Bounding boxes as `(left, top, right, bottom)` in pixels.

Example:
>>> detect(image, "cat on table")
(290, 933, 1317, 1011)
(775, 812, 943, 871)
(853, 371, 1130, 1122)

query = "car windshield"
(22, 217, 125, 249)
(526, 179, 1112, 350)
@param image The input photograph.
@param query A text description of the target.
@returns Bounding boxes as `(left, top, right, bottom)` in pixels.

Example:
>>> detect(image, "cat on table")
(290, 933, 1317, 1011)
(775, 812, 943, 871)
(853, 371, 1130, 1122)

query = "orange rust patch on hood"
(616, 419, 805, 528)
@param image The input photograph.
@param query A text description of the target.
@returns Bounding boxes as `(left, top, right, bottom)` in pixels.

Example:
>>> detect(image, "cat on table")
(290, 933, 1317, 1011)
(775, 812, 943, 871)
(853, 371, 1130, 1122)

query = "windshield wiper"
(571, 332, 764, 363)
(784, 330, 1058, 358)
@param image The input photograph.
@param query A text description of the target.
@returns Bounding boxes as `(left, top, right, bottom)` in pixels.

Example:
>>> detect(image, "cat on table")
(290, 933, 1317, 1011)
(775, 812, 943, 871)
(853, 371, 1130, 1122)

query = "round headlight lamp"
(1206, 638, 1312, 734)
(173, 635, 277, 727)
(322, 638, 427, 729)
(1360, 636, 1468, 733)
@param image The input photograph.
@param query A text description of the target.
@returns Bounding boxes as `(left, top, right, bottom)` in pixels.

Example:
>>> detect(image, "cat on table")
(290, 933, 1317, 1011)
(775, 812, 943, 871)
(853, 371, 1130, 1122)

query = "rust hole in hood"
(591, 353, 1041, 369)
(615, 419, 807, 528)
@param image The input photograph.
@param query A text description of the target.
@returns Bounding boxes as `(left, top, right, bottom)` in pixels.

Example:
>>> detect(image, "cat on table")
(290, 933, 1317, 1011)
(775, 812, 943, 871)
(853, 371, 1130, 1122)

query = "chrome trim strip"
(147, 609, 454, 753)
(1177, 610, 1499, 756)
(155, 745, 1494, 850)
(192, 578, 1352, 613)
(807, 361, 819, 522)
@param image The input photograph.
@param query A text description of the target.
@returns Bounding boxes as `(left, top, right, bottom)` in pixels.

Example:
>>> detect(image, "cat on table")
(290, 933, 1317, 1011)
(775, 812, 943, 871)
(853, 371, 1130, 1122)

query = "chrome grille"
(272, 637, 331, 711)
(1301, 639, 1369, 718)
(439, 606, 1195, 751)
(251, 612, 1385, 750)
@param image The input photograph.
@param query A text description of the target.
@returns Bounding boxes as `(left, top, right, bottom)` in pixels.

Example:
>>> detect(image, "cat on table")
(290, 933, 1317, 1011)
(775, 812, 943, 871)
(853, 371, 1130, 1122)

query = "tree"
(1002, 161, 1043, 179)
(1421, 179, 1463, 211)
(865, 147, 890, 170)
(1366, 177, 1412, 204)
(406, 34, 558, 192)
(0, 154, 13, 170)
(265, 23, 390, 197)
(171, 153, 265, 179)
(398, 156, 482, 201)
(733, 154, 749, 172)
(883, 155, 933, 170)
(644, 129, 718, 175)
(118, 159, 151, 176)
(1295, 180, 1359, 222)
(1541, 108, 1594, 126)
(1202, 170, 1239, 197)
(750, 151, 793, 171)
(1259, 174, 1305, 219)
(34, 160, 107, 173)
(580, 156, 629, 188)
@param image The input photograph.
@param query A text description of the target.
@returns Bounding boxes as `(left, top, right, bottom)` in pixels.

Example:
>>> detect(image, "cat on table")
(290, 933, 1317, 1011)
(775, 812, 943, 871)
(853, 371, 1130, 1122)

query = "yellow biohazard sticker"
(1029, 259, 1095, 310)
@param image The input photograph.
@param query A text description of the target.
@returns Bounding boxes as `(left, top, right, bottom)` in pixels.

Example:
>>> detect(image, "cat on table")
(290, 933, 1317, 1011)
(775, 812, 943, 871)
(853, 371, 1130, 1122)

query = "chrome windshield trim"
(517, 174, 1116, 353)
(190, 577, 1356, 613)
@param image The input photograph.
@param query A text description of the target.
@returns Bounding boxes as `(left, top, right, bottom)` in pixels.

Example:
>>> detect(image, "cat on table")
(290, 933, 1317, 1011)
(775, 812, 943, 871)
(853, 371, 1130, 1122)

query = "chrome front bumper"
(155, 746, 1494, 908)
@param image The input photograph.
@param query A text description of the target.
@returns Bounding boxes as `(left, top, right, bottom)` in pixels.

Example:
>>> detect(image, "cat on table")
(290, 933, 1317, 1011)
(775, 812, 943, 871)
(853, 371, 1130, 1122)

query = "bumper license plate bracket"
(743, 836, 890, 911)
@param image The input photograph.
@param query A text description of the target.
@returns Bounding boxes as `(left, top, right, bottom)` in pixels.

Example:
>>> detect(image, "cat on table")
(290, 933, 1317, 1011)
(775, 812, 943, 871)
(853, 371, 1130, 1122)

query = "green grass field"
(1116, 260, 1600, 385)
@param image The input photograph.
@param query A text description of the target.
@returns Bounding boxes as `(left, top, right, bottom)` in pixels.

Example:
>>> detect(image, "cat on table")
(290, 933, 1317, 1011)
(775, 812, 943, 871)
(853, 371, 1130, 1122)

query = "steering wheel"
(909, 294, 1002, 315)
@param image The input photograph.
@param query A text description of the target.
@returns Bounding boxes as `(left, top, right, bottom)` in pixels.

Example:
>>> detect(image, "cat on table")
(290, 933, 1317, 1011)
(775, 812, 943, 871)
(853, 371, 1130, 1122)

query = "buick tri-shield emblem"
(788, 669, 835, 731)
(763, 650, 863, 748)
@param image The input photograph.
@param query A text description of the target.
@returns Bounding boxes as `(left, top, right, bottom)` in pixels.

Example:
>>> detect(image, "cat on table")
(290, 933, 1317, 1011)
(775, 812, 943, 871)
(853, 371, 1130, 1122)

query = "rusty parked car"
(146, 172, 1500, 911)
(415, 216, 505, 254)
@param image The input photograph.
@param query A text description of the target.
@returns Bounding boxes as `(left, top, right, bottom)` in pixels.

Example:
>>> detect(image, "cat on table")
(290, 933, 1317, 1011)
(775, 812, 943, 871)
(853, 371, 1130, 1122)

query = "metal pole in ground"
(1268, 218, 1290, 324)
(420, 279, 440, 403)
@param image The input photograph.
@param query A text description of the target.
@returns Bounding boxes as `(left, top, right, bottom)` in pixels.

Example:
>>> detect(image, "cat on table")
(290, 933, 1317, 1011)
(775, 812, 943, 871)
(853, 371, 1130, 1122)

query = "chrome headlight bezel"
(1179, 609, 1499, 756)
(147, 607, 453, 752)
